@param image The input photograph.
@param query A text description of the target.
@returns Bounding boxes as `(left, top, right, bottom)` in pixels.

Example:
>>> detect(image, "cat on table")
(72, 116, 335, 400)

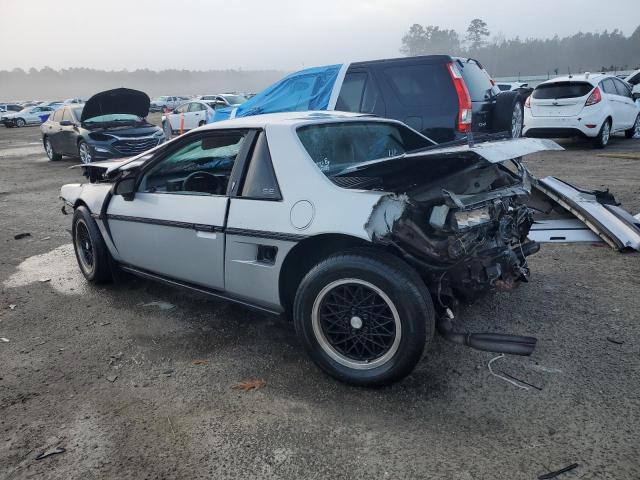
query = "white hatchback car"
(161, 100, 219, 135)
(523, 73, 640, 147)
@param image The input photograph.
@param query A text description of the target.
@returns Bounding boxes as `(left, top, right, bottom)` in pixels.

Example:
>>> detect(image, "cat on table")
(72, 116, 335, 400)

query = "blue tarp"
(210, 64, 342, 123)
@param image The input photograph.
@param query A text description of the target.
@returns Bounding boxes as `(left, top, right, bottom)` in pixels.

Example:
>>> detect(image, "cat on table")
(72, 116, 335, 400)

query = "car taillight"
(585, 87, 601, 106)
(447, 62, 472, 133)
(524, 95, 531, 108)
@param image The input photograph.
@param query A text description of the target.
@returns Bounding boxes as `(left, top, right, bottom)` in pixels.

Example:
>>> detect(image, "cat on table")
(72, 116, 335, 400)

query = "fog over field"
(1, 0, 638, 100)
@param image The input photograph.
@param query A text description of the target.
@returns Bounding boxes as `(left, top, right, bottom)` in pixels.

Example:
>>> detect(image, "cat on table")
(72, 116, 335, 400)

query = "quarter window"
(613, 78, 632, 98)
(140, 132, 248, 196)
(336, 73, 367, 112)
(601, 78, 617, 95)
(383, 64, 455, 107)
(239, 132, 281, 200)
(61, 109, 72, 122)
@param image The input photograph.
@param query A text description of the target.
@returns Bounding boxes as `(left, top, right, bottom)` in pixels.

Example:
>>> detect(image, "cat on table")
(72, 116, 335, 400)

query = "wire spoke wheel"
(74, 220, 95, 274)
(312, 279, 401, 370)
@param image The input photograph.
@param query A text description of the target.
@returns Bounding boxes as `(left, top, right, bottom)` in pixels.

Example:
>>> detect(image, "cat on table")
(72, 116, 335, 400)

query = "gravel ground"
(1, 120, 639, 480)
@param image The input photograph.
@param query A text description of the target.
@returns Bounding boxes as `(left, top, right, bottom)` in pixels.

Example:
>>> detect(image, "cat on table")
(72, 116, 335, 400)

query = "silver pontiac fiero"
(60, 111, 562, 386)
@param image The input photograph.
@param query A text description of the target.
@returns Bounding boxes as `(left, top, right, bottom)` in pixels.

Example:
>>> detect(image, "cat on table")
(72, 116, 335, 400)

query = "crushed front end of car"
(332, 137, 564, 355)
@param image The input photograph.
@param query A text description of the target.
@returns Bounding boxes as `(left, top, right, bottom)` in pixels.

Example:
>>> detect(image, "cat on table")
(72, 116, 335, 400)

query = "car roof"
(199, 111, 376, 130)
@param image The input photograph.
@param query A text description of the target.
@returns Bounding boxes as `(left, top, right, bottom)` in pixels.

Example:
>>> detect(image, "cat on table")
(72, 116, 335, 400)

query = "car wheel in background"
(44, 137, 62, 161)
(198, 120, 206, 127)
(293, 250, 434, 386)
(492, 92, 523, 138)
(78, 140, 92, 164)
(15, 118, 26, 127)
(625, 115, 640, 139)
(72, 206, 112, 283)
(593, 120, 611, 148)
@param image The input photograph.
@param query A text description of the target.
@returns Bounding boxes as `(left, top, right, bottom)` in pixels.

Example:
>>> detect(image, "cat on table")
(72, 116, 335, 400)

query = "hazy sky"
(1, 0, 637, 71)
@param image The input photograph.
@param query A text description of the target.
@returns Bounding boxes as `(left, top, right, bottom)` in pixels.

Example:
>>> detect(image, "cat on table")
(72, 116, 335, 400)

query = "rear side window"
(297, 121, 432, 176)
(51, 109, 62, 122)
(458, 61, 494, 101)
(61, 109, 72, 122)
(240, 133, 281, 200)
(336, 73, 367, 111)
(533, 82, 593, 99)
(383, 64, 454, 107)
(613, 79, 632, 98)
(601, 78, 617, 95)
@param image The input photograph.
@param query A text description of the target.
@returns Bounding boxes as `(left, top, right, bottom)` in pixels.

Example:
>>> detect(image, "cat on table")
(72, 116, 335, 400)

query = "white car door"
(106, 130, 253, 290)
(188, 102, 206, 129)
(169, 103, 190, 131)
(600, 78, 625, 131)
(612, 78, 638, 128)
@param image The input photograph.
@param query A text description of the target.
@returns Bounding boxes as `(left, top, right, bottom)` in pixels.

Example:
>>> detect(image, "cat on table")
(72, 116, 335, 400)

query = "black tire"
(15, 118, 26, 127)
(492, 91, 523, 138)
(72, 206, 112, 284)
(78, 140, 92, 164)
(198, 120, 206, 127)
(625, 114, 640, 139)
(593, 119, 611, 149)
(43, 137, 62, 161)
(293, 249, 434, 387)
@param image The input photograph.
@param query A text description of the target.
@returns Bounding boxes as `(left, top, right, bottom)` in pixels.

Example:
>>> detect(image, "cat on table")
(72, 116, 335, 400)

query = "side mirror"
(59, 120, 72, 126)
(115, 176, 137, 201)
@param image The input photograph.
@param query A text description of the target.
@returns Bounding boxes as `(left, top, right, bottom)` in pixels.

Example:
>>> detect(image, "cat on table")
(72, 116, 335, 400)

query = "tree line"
(400, 21, 640, 77)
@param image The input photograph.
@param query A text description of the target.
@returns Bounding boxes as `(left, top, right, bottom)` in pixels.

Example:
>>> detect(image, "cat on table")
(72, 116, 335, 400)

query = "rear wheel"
(44, 137, 62, 161)
(593, 119, 611, 148)
(293, 250, 434, 386)
(492, 92, 523, 138)
(72, 206, 112, 283)
(15, 118, 26, 127)
(625, 115, 640, 139)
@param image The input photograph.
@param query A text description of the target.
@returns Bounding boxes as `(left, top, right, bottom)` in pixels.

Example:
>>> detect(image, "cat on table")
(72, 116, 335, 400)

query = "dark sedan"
(41, 88, 165, 163)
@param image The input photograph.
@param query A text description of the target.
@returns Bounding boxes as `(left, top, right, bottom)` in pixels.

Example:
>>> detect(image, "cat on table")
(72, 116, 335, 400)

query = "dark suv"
(335, 55, 524, 142)
(211, 55, 525, 144)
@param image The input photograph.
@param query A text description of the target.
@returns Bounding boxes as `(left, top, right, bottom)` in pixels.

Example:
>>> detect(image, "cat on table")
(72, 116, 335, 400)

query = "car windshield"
(84, 113, 142, 123)
(221, 94, 247, 105)
(297, 121, 433, 176)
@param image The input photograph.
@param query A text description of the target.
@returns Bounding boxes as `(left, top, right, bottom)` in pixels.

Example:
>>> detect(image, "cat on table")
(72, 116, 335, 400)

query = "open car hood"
(81, 88, 150, 122)
(333, 138, 564, 178)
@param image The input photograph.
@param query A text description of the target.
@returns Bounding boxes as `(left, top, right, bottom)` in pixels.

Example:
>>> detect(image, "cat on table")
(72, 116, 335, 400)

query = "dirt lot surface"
(1, 120, 639, 479)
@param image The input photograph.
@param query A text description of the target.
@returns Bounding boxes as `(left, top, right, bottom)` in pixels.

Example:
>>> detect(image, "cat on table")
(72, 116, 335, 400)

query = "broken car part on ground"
(58, 112, 638, 386)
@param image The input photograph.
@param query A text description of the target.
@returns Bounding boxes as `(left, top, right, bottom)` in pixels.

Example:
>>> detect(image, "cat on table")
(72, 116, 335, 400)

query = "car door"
(612, 78, 638, 128)
(188, 102, 206, 128)
(43, 109, 63, 149)
(106, 129, 256, 290)
(58, 108, 79, 154)
(600, 78, 624, 131)
(170, 102, 190, 131)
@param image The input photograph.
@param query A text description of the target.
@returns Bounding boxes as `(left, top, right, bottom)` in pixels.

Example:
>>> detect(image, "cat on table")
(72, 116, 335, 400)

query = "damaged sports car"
(60, 111, 563, 386)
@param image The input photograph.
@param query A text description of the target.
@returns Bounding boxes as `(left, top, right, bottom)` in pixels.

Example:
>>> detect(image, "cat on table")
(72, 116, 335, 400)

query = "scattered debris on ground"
(192, 359, 209, 366)
(1, 337, 9, 343)
(35, 447, 66, 460)
(142, 301, 176, 311)
(488, 354, 534, 391)
(537, 462, 579, 479)
(106, 375, 118, 383)
(606, 337, 624, 345)
(14, 232, 31, 240)
(233, 378, 266, 392)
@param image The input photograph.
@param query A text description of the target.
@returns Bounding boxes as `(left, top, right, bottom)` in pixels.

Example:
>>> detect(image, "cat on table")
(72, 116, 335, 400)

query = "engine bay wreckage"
(329, 136, 640, 355)
(72, 133, 640, 359)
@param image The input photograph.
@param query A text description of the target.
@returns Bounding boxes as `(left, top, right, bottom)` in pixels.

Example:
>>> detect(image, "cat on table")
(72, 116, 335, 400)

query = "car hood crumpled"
(81, 88, 150, 122)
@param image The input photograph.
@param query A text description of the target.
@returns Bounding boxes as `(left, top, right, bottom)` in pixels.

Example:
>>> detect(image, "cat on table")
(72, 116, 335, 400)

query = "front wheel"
(78, 140, 92, 164)
(72, 206, 112, 283)
(293, 250, 434, 387)
(593, 119, 611, 148)
(625, 115, 640, 139)
(510, 101, 523, 138)
(15, 118, 26, 127)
